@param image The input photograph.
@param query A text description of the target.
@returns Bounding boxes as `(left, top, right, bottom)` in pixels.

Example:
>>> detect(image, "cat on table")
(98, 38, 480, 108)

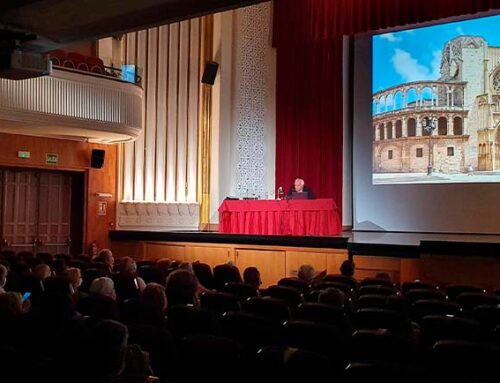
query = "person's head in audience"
(243, 267, 262, 289)
(64, 267, 83, 292)
(142, 282, 167, 314)
(298, 264, 316, 283)
(340, 260, 355, 277)
(0, 292, 23, 321)
(90, 277, 117, 300)
(33, 263, 52, 280)
(166, 269, 198, 306)
(0, 264, 8, 293)
(156, 258, 172, 274)
(96, 249, 115, 271)
(52, 258, 67, 276)
(117, 256, 138, 277)
(89, 319, 129, 381)
(119, 344, 154, 383)
(318, 287, 346, 308)
(89, 241, 99, 259)
(179, 262, 193, 271)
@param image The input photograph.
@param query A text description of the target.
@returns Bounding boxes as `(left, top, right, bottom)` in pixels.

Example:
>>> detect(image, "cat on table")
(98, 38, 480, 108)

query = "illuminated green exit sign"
(17, 151, 30, 159)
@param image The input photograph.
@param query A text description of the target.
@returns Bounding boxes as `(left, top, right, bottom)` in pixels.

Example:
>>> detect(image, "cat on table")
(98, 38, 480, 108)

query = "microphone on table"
(277, 186, 284, 200)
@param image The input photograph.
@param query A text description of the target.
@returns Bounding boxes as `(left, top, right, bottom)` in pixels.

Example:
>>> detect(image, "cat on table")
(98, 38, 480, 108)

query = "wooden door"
(38, 172, 72, 254)
(1, 170, 38, 253)
(0, 169, 72, 255)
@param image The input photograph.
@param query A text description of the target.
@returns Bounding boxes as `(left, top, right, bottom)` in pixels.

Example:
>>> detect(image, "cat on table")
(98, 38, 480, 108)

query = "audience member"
(90, 277, 117, 300)
(166, 269, 198, 307)
(142, 282, 167, 315)
(298, 264, 316, 283)
(33, 263, 52, 281)
(95, 249, 115, 273)
(243, 267, 262, 289)
(318, 287, 346, 309)
(64, 267, 85, 297)
(340, 260, 355, 277)
(0, 264, 8, 294)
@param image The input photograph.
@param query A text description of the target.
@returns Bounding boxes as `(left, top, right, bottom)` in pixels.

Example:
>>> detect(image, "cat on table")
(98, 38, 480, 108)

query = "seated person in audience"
(340, 260, 355, 277)
(0, 264, 8, 294)
(156, 258, 172, 275)
(243, 267, 262, 289)
(318, 287, 346, 309)
(34, 263, 52, 281)
(165, 269, 199, 307)
(95, 249, 115, 273)
(64, 267, 86, 299)
(114, 257, 146, 302)
(139, 282, 168, 326)
(117, 344, 155, 383)
(77, 277, 119, 320)
(52, 259, 67, 276)
(297, 264, 325, 286)
(286, 178, 315, 199)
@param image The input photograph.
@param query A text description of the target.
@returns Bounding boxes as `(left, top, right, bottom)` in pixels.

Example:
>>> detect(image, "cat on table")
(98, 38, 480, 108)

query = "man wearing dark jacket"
(286, 178, 315, 199)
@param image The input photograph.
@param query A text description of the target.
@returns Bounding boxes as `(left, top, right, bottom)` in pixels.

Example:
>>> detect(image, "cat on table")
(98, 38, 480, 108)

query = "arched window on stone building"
(379, 96, 386, 113)
(438, 117, 447, 136)
(394, 91, 403, 110)
(407, 88, 417, 108)
(407, 118, 416, 137)
(453, 117, 463, 135)
(379, 123, 385, 140)
(386, 94, 394, 112)
(387, 122, 393, 139)
(395, 120, 402, 138)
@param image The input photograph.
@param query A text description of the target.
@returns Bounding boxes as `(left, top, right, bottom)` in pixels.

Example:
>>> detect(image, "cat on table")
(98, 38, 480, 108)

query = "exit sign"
(17, 151, 30, 159)
(46, 153, 58, 165)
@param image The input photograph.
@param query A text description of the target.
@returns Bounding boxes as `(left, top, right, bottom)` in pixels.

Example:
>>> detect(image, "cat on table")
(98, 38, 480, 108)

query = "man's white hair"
(294, 178, 305, 185)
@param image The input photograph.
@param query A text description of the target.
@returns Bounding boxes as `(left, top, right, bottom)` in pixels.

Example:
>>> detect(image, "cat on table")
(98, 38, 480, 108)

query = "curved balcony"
(0, 68, 143, 143)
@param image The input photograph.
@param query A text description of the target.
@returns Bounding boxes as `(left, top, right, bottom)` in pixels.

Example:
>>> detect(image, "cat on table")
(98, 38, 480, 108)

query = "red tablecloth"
(218, 198, 341, 236)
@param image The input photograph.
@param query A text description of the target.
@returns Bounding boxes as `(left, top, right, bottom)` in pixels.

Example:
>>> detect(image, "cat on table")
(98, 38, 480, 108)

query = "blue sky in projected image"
(373, 14, 500, 93)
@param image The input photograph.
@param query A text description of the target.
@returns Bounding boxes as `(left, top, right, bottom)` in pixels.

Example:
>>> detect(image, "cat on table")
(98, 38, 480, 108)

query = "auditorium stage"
(109, 229, 500, 258)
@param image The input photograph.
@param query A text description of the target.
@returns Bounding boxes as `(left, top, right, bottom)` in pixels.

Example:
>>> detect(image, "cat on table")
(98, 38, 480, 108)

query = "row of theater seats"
(49, 49, 105, 75)
(2, 251, 500, 382)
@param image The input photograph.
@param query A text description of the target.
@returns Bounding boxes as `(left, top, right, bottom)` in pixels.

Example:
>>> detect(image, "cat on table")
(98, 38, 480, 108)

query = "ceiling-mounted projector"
(0, 50, 51, 80)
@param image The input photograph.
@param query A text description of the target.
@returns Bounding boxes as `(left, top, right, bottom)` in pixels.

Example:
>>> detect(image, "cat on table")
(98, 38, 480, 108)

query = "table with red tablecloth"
(218, 198, 341, 236)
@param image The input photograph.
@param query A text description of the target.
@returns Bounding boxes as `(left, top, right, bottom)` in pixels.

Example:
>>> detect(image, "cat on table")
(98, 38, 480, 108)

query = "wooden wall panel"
(185, 245, 233, 267)
(326, 252, 349, 275)
(286, 251, 327, 278)
(353, 255, 402, 282)
(145, 242, 185, 262)
(235, 249, 285, 288)
(0, 132, 117, 251)
(420, 255, 500, 290)
(111, 240, 144, 260)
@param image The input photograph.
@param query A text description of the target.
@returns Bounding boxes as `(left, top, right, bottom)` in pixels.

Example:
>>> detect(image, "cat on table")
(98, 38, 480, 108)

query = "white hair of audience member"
(90, 277, 117, 300)
(297, 264, 316, 283)
(0, 264, 7, 294)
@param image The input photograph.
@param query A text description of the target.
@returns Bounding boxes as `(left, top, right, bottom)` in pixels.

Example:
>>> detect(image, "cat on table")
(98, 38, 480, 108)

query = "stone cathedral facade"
(373, 35, 500, 174)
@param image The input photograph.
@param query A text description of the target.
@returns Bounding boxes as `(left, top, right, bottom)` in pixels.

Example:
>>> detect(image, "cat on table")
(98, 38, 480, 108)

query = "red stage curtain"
(274, 0, 500, 223)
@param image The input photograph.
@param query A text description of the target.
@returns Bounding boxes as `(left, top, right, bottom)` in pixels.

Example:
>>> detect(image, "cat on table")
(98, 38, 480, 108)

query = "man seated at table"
(286, 178, 315, 199)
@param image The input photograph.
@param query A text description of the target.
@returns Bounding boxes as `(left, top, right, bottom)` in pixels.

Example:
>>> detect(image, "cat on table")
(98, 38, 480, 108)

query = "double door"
(0, 169, 72, 255)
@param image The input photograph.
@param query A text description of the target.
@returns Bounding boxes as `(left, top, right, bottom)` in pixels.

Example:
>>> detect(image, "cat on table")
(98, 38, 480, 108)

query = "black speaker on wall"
(91, 149, 105, 169)
(201, 61, 219, 85)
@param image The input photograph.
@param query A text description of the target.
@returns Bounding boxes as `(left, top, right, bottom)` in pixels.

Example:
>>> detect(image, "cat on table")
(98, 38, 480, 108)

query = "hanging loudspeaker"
(201, 61, 219, 85)
(91, 149, 105, 169)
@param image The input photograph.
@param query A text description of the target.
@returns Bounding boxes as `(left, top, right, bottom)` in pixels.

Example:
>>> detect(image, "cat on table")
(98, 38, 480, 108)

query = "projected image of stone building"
(373, 36, 500, 177)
